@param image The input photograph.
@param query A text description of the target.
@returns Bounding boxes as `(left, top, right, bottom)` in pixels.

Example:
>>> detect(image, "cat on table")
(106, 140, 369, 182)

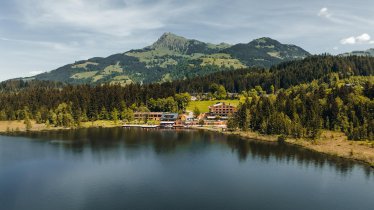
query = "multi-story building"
(208, 102, 236, 119)
(160, 113, 179, 127)
(134, 112, 163, 121)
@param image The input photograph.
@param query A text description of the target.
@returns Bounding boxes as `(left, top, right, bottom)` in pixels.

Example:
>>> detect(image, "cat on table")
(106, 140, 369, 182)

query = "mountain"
(339, 48, 374, 57)
(222, 37, 310, 67)
(30, 33, 310, 85)
(147, 32, 230, 55)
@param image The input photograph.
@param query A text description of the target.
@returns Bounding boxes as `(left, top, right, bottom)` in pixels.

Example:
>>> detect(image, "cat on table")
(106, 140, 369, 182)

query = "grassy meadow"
(187, 100, 242, 113)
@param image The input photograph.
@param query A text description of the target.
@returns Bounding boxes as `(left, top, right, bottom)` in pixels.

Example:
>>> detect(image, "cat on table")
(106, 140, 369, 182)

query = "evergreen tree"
(227, 115, 238, 131)
(35, 111, 43, 124)
(24, 116, 32, 131)
(99, 107, 109, 120)
(0, 110, 7, 121)
(111, 108, 119, 123)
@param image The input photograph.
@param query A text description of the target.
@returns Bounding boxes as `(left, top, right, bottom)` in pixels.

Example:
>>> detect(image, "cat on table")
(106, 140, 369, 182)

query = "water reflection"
(226, 135, 373, 177)
(9, 127, 373, 178)
(2, 128, 374, 210)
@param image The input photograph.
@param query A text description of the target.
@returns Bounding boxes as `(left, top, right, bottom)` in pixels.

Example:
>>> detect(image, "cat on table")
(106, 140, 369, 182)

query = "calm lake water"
(0, 128, 373, 210)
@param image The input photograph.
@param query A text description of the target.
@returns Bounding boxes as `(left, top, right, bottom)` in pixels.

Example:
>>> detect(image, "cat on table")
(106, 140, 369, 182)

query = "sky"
(1, 0, 374, 81)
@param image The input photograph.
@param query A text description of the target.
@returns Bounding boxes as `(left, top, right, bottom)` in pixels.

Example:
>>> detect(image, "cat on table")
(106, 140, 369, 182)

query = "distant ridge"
(24, 33, 311, 85)
(222, 37, 310, 67)
(339, 48, 374, 57)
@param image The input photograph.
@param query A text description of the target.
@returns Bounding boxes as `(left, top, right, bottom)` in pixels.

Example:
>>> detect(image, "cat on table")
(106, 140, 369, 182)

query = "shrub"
(278, 135, 287, 143)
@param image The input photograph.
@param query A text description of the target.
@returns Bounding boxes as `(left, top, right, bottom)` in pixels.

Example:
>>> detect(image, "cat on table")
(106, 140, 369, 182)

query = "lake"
(0, 128, 373, 210)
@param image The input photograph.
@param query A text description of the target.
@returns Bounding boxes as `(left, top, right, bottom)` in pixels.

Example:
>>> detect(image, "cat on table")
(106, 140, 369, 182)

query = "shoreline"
(0, 120, 123, 134)
(1, 120, 373, 167)
(193, 126, 374, 167)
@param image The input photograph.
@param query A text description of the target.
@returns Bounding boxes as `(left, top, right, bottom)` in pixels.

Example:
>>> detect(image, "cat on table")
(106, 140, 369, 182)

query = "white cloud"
(341, 36, 356, 45)
(0, 37, 11, 41)
(318, 7, 331, 18)
(356, 33, 371, 43)
(316, 7, 374, 26)
(16, 0, 198, 37)
(341, 33, 372, 45)
(0, 36, 77, 52)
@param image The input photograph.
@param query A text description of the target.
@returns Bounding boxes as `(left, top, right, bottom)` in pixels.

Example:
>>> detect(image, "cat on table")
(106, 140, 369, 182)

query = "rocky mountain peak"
(151, 32, 191, 52)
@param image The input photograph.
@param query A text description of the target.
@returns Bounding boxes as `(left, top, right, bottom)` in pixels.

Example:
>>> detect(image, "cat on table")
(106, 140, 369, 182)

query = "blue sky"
(1, 0, 374, 81)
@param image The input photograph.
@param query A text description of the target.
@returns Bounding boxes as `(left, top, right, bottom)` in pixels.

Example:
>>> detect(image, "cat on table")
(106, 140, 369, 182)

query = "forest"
(229, 76, 373, 140)
(0, 55, 373, 140)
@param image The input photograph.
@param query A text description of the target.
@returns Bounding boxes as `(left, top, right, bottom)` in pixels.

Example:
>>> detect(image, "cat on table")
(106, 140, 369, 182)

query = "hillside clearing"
(187, 100, 241, 113)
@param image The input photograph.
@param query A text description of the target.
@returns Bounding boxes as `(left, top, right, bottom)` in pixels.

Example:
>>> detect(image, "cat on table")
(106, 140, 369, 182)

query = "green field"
(72, 62, 98, 69)
(187, 100, 241, 113)
(70, 71, 98, 79)
(103, 63, 123, 75)
(200, 53, 247, 69)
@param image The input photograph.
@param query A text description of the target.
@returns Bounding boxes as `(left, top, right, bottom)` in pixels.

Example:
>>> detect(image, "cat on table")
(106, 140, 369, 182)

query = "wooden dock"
(123, 124, 160, 129)
(123, 124, 191, 129)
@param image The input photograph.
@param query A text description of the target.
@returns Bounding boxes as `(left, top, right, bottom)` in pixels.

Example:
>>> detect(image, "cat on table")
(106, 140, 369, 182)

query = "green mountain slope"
(339, 48, 374, 57)
(31, 33, 310, 85)
(222, 37, 310, 67)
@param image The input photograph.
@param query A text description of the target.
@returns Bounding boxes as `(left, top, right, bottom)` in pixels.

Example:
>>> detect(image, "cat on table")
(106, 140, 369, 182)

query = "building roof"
(209, 102, 236, 108)
(134, 112, 163, 115)
(212, 102, 224, 107)
(161, 113, 179, 120)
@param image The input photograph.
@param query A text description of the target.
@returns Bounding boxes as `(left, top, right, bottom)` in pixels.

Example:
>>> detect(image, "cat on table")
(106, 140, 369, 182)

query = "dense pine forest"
(0, 55, 373, 140)
(173, 55, 374, 93)
(229, 76, 373, 140)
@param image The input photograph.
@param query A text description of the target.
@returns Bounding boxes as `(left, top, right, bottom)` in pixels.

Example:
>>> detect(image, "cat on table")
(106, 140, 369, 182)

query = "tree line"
(0, 55, 373, 139)
(228, 75, 374, 141)
(0, 89, 191, 128)
(172, 55, 374, 93)
(2, 55, 374, 94)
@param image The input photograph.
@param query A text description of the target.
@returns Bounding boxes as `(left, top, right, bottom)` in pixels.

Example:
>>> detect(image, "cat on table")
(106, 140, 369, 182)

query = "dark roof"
(161, 113, 179, 121)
